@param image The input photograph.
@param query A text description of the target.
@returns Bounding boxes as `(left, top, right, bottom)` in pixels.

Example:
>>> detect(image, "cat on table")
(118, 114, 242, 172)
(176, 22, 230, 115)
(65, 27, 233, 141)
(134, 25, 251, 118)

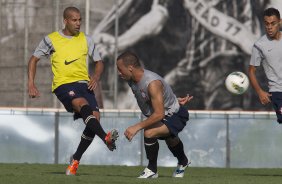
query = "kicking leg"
(72, 98, 118, 151)
(79, 104, 118, 151)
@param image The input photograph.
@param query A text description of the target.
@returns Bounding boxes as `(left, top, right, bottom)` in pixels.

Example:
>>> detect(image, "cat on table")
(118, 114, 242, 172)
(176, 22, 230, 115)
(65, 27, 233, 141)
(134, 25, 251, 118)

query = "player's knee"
(93, 111, 100, 120)
(80, 105, 98, 124)
(144, 137, 157, 144)
(144, 129, 157, 138)
(80, 104, 92, 116)
(72, 97, 88, 110)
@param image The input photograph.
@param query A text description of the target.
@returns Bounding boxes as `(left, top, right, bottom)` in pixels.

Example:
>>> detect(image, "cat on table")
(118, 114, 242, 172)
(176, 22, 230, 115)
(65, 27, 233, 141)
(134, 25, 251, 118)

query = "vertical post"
(53, 0, 60, 108)
(0, 0, 2, 63)
(226, 114, 230, 168)
(54, 111, 59, 164)
(113, 0, 119, 108)
(140, 113, 144, 166)
(85, 0, 90, 34)
(54, 0, 60, 31)
(23, 0, 29, 107)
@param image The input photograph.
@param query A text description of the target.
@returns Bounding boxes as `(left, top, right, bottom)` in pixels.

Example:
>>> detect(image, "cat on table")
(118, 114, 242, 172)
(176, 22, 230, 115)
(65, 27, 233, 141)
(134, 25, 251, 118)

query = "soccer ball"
(225, 71, 249, 95)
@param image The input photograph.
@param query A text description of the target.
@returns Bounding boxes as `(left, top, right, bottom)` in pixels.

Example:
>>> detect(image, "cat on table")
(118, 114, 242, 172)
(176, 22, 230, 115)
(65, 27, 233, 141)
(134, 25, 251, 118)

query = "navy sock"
(167, 139, 188, 166)
(144, 137, 159, 173)
(73, 127, 95, 161)
(80, 105, 106, 142)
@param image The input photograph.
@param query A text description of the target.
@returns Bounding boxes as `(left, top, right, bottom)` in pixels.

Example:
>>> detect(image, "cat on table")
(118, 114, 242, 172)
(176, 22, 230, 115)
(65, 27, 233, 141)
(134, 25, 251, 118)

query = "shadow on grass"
(46, 172, 92, 176)
(104, 173, 172, 178)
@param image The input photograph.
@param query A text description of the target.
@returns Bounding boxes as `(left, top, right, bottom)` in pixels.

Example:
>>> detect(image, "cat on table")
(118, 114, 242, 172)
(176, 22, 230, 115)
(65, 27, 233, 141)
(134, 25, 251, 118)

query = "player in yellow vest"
(27, 7, 118, 176)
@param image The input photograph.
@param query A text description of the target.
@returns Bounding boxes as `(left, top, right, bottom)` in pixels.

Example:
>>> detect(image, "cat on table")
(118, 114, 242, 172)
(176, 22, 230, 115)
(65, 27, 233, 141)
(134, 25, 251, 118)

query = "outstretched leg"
(165, 136, 188, 165)
(165, 136, 189, 177)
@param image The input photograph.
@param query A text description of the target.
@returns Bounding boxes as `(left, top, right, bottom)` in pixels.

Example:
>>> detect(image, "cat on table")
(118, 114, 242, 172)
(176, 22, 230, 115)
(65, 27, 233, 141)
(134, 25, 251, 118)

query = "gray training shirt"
(250, 33, 282, 92)
(128, 69, 180, 117)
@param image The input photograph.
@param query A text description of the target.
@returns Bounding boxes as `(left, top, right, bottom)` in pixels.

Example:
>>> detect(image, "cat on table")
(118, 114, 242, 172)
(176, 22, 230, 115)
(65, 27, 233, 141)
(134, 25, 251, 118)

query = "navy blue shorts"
(54, 82, 99, 114)
(270, 92, 282, 124)
(161, 106, 189, 137)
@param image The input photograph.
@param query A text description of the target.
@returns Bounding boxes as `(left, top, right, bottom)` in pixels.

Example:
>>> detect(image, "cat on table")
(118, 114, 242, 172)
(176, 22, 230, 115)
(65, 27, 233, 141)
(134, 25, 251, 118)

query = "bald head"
(63, 7, 80, 19)
(117, 51, 142, 68)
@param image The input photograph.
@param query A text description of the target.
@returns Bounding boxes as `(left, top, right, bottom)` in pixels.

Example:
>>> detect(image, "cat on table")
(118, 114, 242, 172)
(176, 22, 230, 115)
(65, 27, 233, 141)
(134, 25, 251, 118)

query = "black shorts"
(54, 82, 99, 113)
(161, 106, 189, 137)
(270, 92, 282, 124)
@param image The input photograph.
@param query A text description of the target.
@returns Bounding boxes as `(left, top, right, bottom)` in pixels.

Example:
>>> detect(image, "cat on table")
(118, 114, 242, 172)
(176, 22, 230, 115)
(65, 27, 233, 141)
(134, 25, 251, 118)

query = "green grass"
(1, 164, 282, 184)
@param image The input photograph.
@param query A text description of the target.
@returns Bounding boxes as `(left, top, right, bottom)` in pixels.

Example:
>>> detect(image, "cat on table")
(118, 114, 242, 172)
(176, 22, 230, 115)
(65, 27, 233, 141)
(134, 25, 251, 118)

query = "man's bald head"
(63, 7, 80, 19)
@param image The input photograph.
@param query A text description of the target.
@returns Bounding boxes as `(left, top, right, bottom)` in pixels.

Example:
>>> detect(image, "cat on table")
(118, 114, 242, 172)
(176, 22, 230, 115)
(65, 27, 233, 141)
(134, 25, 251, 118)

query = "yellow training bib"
(48, 31, 89, 91)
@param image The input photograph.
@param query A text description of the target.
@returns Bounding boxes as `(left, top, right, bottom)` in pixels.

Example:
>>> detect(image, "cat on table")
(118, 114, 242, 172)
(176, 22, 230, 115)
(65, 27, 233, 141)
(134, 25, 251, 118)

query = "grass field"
(1, 164, 282, 184)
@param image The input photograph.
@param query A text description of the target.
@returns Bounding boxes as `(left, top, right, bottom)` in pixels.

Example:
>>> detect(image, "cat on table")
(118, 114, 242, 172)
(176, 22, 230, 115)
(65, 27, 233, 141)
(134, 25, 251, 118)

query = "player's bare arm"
(248, 65, 271, 105)
(124, 80, 165, 141)
(88, 60, 104, 90)
(27, 56, 40, 98)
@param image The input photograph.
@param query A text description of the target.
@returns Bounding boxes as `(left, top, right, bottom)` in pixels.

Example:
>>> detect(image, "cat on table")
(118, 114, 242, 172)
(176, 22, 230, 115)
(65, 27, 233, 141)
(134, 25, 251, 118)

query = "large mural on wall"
(93, 0, 279, 110)
(1, 0, 281, 110)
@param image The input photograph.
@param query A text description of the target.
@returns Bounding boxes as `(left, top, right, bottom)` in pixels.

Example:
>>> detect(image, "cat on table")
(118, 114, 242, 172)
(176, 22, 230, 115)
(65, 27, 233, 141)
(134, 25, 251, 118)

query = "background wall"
(0, 0, 281, 110)
(1, 108, 281, 168)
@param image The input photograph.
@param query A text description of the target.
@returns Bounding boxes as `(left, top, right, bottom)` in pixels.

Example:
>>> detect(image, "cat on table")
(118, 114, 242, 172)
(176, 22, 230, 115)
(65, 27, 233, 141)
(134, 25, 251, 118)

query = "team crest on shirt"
(140, 89, 148, 101)
(68, 90, 75, 97)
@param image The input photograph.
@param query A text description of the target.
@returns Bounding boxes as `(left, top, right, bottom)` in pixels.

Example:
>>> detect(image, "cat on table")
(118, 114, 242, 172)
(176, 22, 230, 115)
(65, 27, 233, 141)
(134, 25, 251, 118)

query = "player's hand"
(124, 125, 139, 141)
(88, 75, 99, 90)
(258, 90, 271, 105)
(178, 94, 193, 106)
(28, 85, 40, 98)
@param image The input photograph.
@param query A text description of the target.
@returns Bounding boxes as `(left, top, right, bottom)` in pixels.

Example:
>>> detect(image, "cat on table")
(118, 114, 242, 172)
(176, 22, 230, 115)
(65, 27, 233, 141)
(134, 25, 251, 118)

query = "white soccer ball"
(225, 71, 249, 95)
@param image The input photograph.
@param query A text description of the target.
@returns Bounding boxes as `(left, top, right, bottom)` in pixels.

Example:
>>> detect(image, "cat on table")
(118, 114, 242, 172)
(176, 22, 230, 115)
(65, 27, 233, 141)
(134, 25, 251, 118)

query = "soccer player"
(27, 7, 118, 175)
(116, 51, 193, 178)
(249, 7, 282, 124)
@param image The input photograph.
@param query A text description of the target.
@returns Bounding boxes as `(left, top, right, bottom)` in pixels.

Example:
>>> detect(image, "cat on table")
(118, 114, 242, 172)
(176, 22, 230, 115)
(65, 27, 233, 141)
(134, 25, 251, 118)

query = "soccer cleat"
(105, 129, 119, 151)
(66, 158, 80, 176)
(172, 162, 190, 178)
(138, 168, 158, 179)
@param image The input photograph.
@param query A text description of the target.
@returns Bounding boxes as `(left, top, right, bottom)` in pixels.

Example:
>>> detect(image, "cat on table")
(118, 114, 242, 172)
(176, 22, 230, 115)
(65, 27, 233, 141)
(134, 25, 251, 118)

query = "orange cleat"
(105, 129, 119, 151)
(66, 159, 79, 176)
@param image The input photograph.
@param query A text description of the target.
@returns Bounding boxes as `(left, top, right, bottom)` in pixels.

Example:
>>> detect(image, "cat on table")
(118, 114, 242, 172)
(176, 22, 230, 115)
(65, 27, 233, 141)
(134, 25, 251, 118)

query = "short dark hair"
(63, 7, 80, 19)
(263, 7, 280, 19)
(117, 51, 141, 68)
